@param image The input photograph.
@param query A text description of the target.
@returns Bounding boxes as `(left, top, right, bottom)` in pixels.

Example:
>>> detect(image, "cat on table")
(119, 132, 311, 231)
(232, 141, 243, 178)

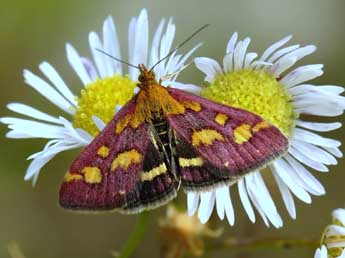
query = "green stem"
(117, 212, 150, 258)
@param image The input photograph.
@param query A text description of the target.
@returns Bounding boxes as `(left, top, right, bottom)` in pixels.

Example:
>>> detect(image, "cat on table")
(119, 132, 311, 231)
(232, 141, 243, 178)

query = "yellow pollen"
(82, 167, 102, 184)
(111, 149, 142, 171)
(233, 124, 252, 144)
(215, 113, 228, 126)
(97, 145, 110, 158)
(192, 129, 224, 146)
(73, 74, 136, 136)
(202, 69, 296, 136)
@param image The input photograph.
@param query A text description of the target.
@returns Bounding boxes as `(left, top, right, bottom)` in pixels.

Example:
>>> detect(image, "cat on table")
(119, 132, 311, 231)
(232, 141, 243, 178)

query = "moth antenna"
(95, 48, 140, 69)
(149, 24, 210, 72)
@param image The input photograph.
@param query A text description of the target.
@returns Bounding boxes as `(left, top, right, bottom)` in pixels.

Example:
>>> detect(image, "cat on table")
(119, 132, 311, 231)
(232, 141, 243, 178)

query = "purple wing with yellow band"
(166, 87, 288, 191)
(59, 98, 177, 213)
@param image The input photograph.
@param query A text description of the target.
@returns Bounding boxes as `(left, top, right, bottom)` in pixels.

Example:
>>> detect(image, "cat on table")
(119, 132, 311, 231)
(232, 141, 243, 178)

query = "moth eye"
(138, 75, 144, 81)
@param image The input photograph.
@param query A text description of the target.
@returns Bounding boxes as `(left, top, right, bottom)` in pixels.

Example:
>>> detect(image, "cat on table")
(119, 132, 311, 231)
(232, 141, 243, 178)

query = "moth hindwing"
(59, 65, 288, 213)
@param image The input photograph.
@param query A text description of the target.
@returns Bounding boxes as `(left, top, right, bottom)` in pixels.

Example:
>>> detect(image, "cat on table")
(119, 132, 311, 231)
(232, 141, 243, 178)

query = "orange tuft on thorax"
(114, 65, 185, 133)
(132, 83, 185, 127)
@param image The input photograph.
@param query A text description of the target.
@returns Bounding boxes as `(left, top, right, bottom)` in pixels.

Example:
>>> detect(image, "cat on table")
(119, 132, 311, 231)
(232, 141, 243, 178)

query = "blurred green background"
(1, 0, 344, 257)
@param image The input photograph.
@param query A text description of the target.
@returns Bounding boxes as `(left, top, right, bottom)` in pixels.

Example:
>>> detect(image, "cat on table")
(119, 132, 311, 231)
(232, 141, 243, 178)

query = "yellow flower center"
(73, 75, 136, 136)
(201, 69, 296, 136)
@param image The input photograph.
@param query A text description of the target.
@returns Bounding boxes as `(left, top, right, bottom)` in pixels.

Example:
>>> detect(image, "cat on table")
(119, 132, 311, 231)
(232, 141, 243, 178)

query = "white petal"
(246, 173, 283, 228)
(280, 64, 324, 88)
(296, 120, 342, 132)
(23, 69, 75, 114)
(272, 171, 296, 219)
(149, 19, 165, 68)
(284, 154, 326, 195)
(295, 103, 344, 117)
(278, 45, 316, 64)
(314, 245, 328, 258)
(245, 176, 269, 227)
(194, 57, 222, 83)
(25, 143, 81, 182)
(92, 115, 106, 131)
(172, 43, 202, 77)
(267, 44, 300, 63)
(81, 57, 98, 81)
(271, 56, 297, 78)
(158, 18, 175, 74)
(244, 52, 258, 68)
(223, 187, 235, 226)
(25, 152, 56, 182)
(66, 43, 92, 85)
(89, 31, 109, 78)
(326, 225, 345, 238)
(103, 16, 122, 75)
(290, 84, 345, 96)
(332, 208, 345, 226)
(272, 159, 312, 203)
(238, 179, 255, 222)
(293, 94, 345, 110)
(234, 38, 251, 70)
(1, 117, 65, 139)
(323, 147, 343, 158)
(167, 81, 201, 94)
(291, 139, 337, 165)
(198, 191, 216, 224)
(129, 9, 148, 79)
(7, 103, 63, 124)
(39, 62, 77, 107)
(223, 53, 233, 72)
(187, 192, 200, 216)
(288, 146, 329, 172)
(128, 16, 136, 68)
(59, 117, 92, 144)
(226, 32, 238, 53)
(215, 187, 226, 220)
(259, 35, 292, 62)
(293, 128, 341, 148)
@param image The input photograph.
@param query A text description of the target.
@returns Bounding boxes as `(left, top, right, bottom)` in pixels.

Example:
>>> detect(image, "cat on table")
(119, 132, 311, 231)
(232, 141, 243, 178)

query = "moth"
(59, 27, 289, 214)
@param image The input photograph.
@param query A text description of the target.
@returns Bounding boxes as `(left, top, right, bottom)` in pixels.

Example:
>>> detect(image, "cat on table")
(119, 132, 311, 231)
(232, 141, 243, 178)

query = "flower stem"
(117, 212, 149, 258)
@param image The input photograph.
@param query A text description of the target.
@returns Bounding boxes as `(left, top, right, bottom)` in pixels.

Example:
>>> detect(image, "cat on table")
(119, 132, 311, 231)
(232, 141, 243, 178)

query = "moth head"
(138, 64, 157, 88)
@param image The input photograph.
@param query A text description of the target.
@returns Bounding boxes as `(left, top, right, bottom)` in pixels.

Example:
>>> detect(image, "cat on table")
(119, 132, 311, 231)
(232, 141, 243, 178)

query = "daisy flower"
(190, 33, 345, 228)
(0, 9, 200, 184)
(314, 208, 345, 258)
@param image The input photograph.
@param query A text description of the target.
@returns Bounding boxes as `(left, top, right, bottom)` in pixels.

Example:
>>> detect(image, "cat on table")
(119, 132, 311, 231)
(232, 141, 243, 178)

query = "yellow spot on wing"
(192, 129, 225, 146)
(252, 121, 271, 132)
(234, 124, 252, 144)
(215, 113, 228, 126)
(111, 149, 142, 171)
(82, 167, 102, 184)
(139, 163, 167, 182)
(179, 157, 204, 167)
(182, 100, 202, 112)
(64, 172, 83, 182)
(97, 145, 110, 158)
(115, 114, 131, 134)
